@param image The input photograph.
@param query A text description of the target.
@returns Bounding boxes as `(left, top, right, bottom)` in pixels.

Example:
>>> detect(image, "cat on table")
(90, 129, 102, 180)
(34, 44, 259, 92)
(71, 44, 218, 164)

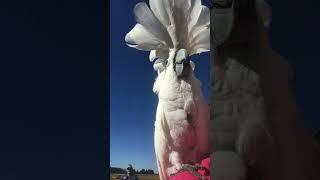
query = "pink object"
(169, 157, 210, 180)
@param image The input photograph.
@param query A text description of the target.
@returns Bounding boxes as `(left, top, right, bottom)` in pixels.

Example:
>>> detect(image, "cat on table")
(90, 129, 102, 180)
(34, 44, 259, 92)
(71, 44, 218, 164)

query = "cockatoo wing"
(194, 94, 211, 160)
(154, 102, 170, 180)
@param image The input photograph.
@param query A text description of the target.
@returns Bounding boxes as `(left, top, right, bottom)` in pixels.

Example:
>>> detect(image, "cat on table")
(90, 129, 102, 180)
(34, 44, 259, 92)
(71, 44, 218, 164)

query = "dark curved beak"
(174, 49, 189, 77)
(175, 60, 190, 77)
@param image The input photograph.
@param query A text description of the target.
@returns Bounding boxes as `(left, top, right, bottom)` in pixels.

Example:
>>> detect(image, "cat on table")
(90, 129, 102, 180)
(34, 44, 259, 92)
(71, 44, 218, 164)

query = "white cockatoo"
(210, 0, 273, 179)
(125, 0, 210, 179)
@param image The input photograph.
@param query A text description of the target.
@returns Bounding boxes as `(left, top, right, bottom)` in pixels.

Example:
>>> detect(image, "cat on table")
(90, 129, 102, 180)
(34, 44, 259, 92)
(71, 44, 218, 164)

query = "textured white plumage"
(210, 1, 273, 179)
(153, 53, 209, 179)
(125, 1, 210, 179)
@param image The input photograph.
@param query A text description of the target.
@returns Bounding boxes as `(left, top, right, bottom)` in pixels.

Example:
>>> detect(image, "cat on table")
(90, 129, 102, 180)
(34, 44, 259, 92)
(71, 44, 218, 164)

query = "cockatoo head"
(210, 0, 272, 47)
(152, 48, 197, 95)
(153, 49, 196, 78)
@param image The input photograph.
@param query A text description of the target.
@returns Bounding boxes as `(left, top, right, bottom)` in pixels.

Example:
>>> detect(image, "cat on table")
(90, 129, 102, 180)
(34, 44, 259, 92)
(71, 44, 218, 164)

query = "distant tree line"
(110, 167, 154, 175)
(110, 167, 126, 174)
(135, 169, 154, 174)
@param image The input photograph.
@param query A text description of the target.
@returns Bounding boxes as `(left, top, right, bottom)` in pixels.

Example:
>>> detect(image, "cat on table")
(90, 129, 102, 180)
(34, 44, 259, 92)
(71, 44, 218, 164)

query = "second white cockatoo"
(210, 0, 274, 179)
(125, 0, 210, 179)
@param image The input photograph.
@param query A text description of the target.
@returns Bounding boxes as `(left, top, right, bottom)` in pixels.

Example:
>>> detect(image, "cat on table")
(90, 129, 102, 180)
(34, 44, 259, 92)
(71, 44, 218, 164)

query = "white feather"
(149, 50, 157, 62)
(189, 27, 210, 55)
(134, 2, 173, 48)
(188, 0, 202, 29)
(125, 24, 163, 51)
(189, 5, 210, 33)
(149, 49, 170, 62)
(153, 59, 166, 73)
(149, 0, 172, 26)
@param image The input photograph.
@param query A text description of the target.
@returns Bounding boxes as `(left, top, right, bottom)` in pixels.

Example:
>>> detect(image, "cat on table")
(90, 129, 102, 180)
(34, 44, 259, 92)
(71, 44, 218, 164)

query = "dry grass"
(110, 174, 160, 180)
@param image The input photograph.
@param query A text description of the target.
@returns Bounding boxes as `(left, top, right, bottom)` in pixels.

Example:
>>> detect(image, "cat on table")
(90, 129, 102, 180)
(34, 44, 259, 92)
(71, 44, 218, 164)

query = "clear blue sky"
(110, 0, 210, 172)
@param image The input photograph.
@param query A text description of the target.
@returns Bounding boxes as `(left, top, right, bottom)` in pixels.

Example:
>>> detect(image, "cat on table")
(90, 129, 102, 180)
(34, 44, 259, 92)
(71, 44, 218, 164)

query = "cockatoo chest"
(211, 59, 266, 151)
(158, 76, 194, 113)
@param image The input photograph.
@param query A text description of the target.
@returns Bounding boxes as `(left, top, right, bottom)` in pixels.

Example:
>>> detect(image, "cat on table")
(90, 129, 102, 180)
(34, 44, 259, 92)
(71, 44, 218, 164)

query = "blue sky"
(110, 0, 210, 172)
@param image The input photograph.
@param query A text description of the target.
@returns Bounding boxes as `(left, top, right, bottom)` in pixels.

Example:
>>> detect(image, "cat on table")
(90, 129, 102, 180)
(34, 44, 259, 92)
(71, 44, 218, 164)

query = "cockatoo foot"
(167, 164, 182, 176)
(169, 164, 207, 180)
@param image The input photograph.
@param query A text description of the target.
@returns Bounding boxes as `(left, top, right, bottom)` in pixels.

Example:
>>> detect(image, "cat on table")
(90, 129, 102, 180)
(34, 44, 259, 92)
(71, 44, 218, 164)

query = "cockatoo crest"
(125, 0, 210, 67)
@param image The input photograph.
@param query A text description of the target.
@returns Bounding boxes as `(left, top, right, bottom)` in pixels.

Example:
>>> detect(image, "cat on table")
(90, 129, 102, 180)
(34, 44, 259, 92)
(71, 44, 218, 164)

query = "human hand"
(169, 157, 210, 180)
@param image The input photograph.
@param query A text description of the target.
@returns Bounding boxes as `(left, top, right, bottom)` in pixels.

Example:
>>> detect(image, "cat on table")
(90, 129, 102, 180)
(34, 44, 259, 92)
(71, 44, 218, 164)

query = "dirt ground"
(110, 174, 160, 180)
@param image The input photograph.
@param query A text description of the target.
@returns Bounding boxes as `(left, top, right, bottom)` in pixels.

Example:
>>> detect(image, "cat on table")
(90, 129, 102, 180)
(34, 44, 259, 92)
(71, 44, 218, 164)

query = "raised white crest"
(125, 0, 210, 63)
